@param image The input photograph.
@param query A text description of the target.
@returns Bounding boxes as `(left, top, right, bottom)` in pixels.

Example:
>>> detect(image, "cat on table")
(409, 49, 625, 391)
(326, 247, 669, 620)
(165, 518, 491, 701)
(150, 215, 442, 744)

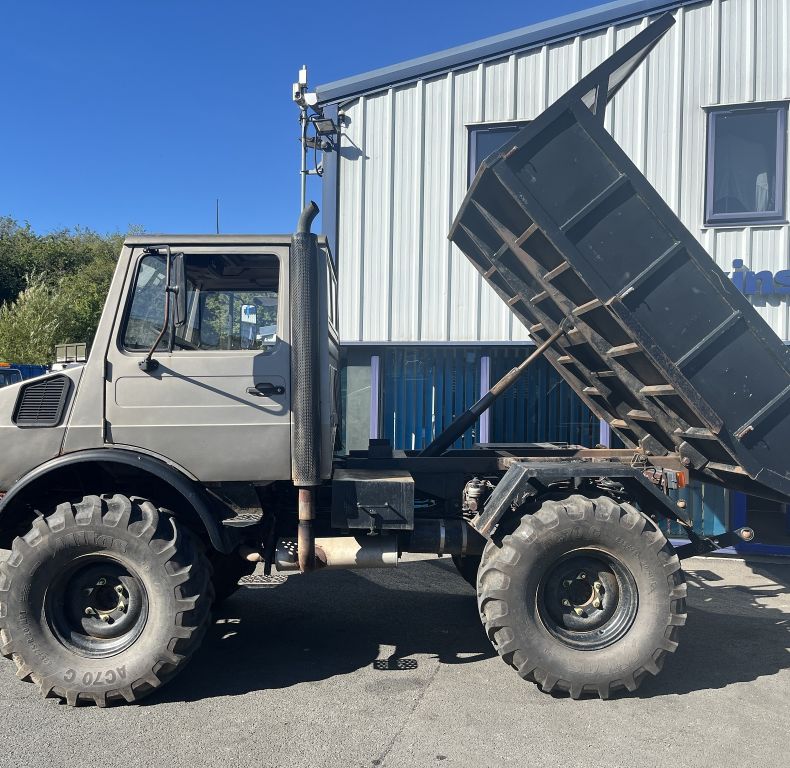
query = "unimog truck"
(0, 14, 788, 706)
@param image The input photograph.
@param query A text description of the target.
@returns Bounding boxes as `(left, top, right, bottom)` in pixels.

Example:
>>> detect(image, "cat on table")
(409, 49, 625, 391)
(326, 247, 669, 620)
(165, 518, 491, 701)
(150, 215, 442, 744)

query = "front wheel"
(0, 494, 214, 706)
(477, 494, 687, 699)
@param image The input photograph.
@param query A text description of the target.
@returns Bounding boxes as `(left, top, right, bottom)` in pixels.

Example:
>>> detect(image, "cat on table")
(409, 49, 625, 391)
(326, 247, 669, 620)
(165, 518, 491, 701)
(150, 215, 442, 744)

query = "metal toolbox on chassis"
(449, 14, 790, 502)
(331, 469, 415, 531)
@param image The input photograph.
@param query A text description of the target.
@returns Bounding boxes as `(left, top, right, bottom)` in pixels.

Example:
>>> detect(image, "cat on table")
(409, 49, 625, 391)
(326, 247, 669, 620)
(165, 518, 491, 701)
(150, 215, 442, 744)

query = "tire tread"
(0, 494, 213, 707)
(477, 494, 687, 700)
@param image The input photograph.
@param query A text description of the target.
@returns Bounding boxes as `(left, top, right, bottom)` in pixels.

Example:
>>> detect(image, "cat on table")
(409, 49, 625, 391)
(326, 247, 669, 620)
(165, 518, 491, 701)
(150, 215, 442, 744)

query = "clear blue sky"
(1, 0, 596, 236)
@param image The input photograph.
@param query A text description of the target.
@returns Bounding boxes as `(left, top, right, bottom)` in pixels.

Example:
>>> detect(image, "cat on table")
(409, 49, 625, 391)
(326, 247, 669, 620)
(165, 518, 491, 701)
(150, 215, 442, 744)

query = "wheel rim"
(45, 556, 149, 659)
(537, 549, 638, 651)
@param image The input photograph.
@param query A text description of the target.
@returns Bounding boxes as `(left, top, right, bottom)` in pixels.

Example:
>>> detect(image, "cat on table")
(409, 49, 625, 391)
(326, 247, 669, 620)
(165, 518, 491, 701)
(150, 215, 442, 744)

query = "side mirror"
(173, 252, 187, 327)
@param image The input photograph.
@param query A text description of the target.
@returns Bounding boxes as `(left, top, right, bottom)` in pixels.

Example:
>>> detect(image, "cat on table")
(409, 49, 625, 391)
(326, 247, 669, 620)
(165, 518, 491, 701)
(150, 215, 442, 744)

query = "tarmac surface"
(0, 553, 787, 768)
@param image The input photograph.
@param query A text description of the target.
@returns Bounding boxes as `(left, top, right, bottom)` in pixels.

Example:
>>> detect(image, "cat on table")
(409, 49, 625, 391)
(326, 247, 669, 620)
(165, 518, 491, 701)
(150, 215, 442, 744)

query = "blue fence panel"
(380, 347, 482, 450)
(659, 481, 729, 538)
(377, 346, 600, 450)
(488, 349, 599, 446)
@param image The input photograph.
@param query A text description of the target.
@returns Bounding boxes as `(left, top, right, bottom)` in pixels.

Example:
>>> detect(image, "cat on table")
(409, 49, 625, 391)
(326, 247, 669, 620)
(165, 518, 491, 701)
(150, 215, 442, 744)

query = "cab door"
(104, 242, 291, 483)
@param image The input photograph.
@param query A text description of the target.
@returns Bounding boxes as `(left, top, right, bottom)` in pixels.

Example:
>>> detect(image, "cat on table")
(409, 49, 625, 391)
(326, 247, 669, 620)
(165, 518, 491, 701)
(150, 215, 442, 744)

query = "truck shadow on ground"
(148, 558, 790, 704)
(149, 560, 494, 704)
(635, 559, 790, 698)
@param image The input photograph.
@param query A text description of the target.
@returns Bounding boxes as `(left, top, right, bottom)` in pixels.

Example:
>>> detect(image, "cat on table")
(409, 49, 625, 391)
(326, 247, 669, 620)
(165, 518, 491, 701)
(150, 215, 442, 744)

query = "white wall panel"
(449, 66, 482, 341)
(418, 74, 452, 342)
(360, 91, 393, 341)
(334, 0, 790, 343)
(719, 0, 755, 104)
(337, 97, 364, 341)
(390, 84, 422, 342)
(515, 46, 549, 119)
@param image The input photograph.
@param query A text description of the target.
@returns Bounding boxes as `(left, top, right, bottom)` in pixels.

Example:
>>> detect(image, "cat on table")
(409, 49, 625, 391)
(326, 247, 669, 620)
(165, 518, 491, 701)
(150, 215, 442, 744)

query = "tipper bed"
(450, 13, 790, 502)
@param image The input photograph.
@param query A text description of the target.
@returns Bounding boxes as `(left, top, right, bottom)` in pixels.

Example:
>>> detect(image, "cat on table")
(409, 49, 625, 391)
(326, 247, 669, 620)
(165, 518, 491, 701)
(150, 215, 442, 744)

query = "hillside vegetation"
(0, 218, 131, 364)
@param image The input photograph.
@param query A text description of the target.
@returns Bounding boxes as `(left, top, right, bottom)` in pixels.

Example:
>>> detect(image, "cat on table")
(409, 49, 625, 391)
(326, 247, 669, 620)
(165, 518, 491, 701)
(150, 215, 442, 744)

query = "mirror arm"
(139, 245, 173, 373)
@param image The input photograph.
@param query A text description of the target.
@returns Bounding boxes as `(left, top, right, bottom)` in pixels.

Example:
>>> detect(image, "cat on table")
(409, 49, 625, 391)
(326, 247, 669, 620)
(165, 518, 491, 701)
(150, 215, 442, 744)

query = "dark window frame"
(704, 102, 788, 227)
(119, 249, 282, 354)
(467, 121, 530, 186)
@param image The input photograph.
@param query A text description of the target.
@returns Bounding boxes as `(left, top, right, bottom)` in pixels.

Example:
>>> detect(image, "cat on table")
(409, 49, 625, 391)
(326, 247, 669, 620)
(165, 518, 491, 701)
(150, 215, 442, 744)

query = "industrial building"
(314, 0, 790, 553)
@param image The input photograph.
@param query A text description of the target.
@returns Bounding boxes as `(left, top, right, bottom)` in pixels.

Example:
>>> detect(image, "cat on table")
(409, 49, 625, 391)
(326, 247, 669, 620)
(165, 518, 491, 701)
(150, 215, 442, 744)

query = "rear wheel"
(477, 494, 686, 699)
(0, 494, 213, 706)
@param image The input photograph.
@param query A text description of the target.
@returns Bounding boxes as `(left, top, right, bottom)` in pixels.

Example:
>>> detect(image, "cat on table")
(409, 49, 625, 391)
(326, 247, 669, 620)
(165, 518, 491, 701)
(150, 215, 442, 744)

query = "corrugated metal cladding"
(379, 347, 599, 450)
(333, 0, 790, 344)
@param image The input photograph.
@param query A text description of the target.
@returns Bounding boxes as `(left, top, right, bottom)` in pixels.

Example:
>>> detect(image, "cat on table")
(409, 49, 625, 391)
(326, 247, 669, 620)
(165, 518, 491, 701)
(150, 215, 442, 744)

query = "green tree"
(0, 218, 132, 363)
(0, 274, 61, 364)
(56, 242, 122, 346)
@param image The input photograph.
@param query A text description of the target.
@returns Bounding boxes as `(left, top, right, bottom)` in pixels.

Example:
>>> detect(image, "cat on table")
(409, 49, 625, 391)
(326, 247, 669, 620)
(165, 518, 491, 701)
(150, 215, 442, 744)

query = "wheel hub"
(81, 572, 133, 630)
(46, 558, 148, 658)
(538, 550, 637, 650)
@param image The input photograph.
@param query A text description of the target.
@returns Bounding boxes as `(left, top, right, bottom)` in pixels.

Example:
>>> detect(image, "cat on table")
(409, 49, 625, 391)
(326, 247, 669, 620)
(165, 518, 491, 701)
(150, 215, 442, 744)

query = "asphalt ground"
(0, 553, 787, 768)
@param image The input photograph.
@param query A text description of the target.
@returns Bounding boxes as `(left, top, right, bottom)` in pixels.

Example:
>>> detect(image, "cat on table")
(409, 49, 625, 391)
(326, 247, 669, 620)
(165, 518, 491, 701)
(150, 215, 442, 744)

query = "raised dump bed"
(450, 13, 790, 502)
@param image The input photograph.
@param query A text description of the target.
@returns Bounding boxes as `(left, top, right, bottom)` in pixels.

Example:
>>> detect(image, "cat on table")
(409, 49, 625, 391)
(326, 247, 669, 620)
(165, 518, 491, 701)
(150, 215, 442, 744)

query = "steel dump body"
(450, 15, 790, 502)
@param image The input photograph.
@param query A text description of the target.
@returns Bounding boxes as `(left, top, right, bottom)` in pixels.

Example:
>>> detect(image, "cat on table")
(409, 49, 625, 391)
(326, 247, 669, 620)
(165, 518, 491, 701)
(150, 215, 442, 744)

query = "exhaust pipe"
(265, 536, 399, 572)
(239, 520, 482, 573)
(291, 202, 321, 572)
(402, 519, 485, 556)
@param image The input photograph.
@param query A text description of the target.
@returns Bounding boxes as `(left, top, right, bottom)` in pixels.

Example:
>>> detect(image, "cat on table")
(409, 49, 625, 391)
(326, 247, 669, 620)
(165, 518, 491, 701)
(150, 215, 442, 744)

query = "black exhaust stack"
(291, 201, 321, 572)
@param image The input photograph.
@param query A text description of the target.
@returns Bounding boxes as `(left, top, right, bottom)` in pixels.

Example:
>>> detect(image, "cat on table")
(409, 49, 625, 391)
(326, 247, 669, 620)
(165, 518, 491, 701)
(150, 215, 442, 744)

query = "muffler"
(272, 535, 399, 572)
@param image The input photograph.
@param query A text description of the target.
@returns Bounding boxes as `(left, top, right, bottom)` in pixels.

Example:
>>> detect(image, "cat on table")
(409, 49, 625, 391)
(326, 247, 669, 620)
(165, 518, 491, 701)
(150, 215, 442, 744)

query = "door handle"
(247, 382, 285, 397)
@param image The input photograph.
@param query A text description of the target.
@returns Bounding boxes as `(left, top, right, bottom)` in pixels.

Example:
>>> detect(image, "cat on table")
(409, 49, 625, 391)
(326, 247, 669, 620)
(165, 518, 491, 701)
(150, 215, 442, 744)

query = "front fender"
(0, 448, 231, 552)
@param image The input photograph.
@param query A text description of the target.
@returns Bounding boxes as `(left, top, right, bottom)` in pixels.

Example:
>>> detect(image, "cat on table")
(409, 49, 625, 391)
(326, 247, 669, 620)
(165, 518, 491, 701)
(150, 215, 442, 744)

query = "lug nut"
(115, 585, 125, 595)
(84, 607, 96, 617)
(97, 578, 106, 586)
(562, 599, 571, 607)
(577, 572, 587, 580)
(592, 599, 602, 609)
(573, 607, 584, 617)
(593, 581, 602, 591)
(562, 579, 572, 588)
(100, 614, 111, 624)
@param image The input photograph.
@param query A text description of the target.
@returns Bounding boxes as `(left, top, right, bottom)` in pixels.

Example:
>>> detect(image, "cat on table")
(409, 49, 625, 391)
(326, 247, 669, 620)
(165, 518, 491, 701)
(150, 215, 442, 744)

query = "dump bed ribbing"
(449, 13, 790, 502)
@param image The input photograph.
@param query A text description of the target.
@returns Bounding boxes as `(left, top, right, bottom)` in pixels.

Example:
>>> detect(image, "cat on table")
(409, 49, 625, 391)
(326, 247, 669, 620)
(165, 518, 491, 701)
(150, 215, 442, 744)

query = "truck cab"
(0, 234, 339, 494)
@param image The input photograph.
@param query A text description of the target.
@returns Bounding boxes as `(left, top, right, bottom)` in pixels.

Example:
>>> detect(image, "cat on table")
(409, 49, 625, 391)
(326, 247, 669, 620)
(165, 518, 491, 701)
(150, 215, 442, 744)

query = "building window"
(705, 103, 788, 226)
(468, 122, 529, 185)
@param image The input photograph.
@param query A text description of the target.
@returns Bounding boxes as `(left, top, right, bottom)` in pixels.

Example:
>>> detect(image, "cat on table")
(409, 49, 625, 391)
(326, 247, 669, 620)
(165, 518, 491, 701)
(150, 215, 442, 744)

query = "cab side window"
(123, 254, 169, 351)
(123, 252, 280, 352)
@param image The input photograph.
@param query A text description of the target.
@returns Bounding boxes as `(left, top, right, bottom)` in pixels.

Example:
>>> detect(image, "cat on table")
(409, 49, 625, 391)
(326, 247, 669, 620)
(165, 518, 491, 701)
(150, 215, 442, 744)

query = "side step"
(222, 511, 265, 529)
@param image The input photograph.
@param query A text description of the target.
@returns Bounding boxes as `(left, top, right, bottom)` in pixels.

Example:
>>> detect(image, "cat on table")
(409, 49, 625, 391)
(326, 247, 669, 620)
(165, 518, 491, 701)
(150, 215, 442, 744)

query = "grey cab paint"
(0, 234, 339, 490)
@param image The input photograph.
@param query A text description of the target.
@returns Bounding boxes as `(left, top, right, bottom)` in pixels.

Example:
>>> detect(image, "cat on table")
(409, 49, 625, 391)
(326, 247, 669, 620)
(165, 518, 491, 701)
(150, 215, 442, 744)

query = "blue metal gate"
(380, 347, 481, 450)
(377, 345, 599, 451)
(487, 348, 599, 446)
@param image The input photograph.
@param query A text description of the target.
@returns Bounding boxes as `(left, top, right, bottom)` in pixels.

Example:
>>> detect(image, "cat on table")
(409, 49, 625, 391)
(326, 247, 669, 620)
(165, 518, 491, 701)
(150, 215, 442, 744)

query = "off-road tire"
(477, 494, 687, 699)
(452, 555, 481, 589)
(0, 494, 214, 706)
(210, 552, 256, 605)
